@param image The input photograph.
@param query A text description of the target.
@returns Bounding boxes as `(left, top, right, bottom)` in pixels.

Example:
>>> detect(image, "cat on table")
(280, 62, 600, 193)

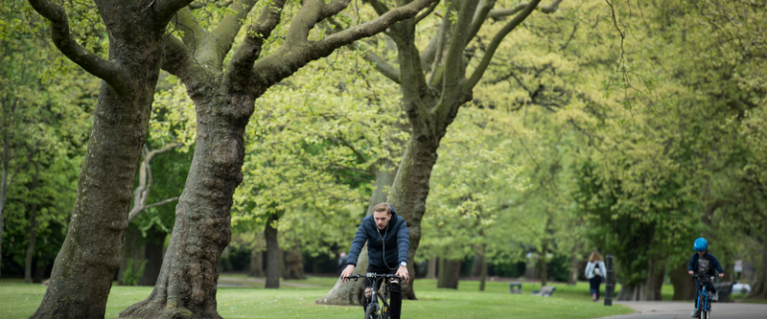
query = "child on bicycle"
(687, 237, 724, 318)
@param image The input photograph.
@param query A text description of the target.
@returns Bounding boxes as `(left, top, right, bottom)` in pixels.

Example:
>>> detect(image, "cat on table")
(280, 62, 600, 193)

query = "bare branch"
(415, 1, 439, 23)
(253, 0, 438, 87)
(365, 0, 392, 16)
(465, 0, 561, 91)
(465, 0, 496, 46)
(351, 41, 401, 84)
(317, 0, 438, 55)
(27, 0, 126, 93)
(487, 2, 527, 19)
(440, 0, 481, 100)
(228, 0, 287, 86)
(127, 143, 181, 222)
(211, 0, 258, 57)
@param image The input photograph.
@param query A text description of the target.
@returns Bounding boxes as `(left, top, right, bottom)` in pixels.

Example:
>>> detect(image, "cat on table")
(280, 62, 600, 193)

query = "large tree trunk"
(249, 250, 264, 277)
(539, 240, 549, 287)
(479, 253, 487, 291)
(427, 256, 437, 279)
(568, 251, 579, 285)
(437, 259, 461, 289)
(644, 256, 666, 301)
(265, 213, 280, 289)
(120, 78, 255, 318)
(28, 1, 185, 317)
(670, 262, 695, 300)
(25, 202, 39, 283)
(33, 253, 51, 284)
(284, 247, 306, 280)
(118, 228, 144, 285)
(747, 214, 767, 299)
(617, 255, 666, 301)
(316, 158, 397, 305)
(138, 227, 165, 286)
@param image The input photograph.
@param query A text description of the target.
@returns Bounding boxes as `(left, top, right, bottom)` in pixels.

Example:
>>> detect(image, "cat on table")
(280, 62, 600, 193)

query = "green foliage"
(121, 258, 147, 287)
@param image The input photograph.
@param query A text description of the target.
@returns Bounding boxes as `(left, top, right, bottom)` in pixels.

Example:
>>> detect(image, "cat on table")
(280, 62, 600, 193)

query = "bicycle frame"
(692, 273, 715, 318)
(345, 273, 402, 319)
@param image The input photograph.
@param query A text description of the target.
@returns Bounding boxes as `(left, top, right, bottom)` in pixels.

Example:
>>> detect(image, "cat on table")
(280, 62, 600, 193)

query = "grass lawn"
(0, 276, 634, 319)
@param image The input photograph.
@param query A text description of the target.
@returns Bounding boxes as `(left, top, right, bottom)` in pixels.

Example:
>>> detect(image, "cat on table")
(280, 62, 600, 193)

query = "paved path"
(599, 301, 767, 319)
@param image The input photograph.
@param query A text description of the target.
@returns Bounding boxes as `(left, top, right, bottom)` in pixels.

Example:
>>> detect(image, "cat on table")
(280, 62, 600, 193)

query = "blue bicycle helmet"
(694, 237, 708, 252)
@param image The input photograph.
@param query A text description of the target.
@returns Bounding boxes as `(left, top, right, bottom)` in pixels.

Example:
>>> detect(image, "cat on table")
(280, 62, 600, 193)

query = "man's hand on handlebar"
(718, 273, 724, 278)
(395, 265, 410, 284)
(688, 270, 694, 275)
(341, 264, 355, 282)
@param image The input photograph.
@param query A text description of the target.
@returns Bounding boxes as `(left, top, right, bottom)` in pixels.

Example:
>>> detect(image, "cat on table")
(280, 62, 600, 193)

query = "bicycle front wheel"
(365, 303, 378, 319)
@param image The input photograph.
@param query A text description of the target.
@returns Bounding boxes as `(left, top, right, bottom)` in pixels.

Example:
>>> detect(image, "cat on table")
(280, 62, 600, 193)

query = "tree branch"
(127, 143, 181, 222)
(161, 35, 196, 81)
(211, 0, 258, 58)
(440, 0, 481, 101)
(364, 0, 392, 16)
(465, 0, 496, 46)
(253, 0, 438, 87)
(155, 0, 198, 21)
(487, 2, 527, 19)
(228, 0, 287, 87)
(415, 1, 439, 23)
(171, 7, 207, 51)
(465, 0, 561, 91)
(27, 0, 126, 93)
(351, 41, 401, 84)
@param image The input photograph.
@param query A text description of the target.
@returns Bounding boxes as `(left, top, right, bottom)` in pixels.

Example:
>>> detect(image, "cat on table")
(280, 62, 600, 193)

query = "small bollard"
(510, 282, 522, 294)
(604, 255, 613, 306)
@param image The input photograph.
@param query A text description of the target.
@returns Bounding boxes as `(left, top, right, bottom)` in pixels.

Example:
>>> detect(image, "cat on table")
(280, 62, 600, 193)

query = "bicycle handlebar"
(343, 273, 403, 281)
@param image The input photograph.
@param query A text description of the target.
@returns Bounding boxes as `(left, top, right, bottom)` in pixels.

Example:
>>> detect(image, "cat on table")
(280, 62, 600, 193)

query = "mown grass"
(0, 276, 634, 319)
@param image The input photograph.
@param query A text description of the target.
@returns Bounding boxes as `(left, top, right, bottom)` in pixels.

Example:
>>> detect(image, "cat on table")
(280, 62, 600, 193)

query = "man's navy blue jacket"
(688, 252, 724, 276)
(346, 212, 410, 269)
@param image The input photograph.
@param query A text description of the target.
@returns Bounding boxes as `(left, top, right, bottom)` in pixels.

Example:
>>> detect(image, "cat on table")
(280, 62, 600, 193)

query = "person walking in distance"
(341, 203, 410, 319)
(337, 251, 348, 275)
(585, 251, 607, 302)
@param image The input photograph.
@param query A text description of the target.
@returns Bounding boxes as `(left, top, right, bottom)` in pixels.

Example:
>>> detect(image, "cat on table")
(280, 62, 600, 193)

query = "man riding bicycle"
(688, 237, 724, 318)
(341, 203, 410, 319)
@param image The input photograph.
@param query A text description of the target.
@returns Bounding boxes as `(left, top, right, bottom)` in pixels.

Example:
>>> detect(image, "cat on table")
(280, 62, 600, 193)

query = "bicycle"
(691, 273, 717, 319)
(345, 273, 402, 319)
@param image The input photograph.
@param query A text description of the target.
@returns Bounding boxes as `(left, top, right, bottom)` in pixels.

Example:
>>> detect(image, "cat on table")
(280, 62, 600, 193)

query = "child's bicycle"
(691, 273, 717, 319)
(345, 273, 402, 319)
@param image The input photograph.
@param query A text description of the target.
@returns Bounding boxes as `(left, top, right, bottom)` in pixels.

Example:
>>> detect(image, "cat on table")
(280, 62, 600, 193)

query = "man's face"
(373, 211, 391, 230)
(698, 251, 705, 257)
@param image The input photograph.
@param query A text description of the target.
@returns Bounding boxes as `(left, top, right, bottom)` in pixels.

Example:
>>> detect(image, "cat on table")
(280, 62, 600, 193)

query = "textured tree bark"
(284, 247, 306, 280)
(568, 253, 579, 285)
(118, 228, 144, 285)
(265, 213, 280, 289)
(28, 0, 191, 317)
(33, 254, 51, 283)
(539, 239, 549, 287)
(121, 0, 440, 315)
(426, 257, 437, 279)
(25, 202, 39, 283)
(437, 259, 461, 289)
(670, 262, 695, 300)
(248, 250, 264, 277)
(747, 215, 767, 299)
(479, 253, 487, 291)
(121, 76, 256, 316)
(138, 227, 166, 286)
